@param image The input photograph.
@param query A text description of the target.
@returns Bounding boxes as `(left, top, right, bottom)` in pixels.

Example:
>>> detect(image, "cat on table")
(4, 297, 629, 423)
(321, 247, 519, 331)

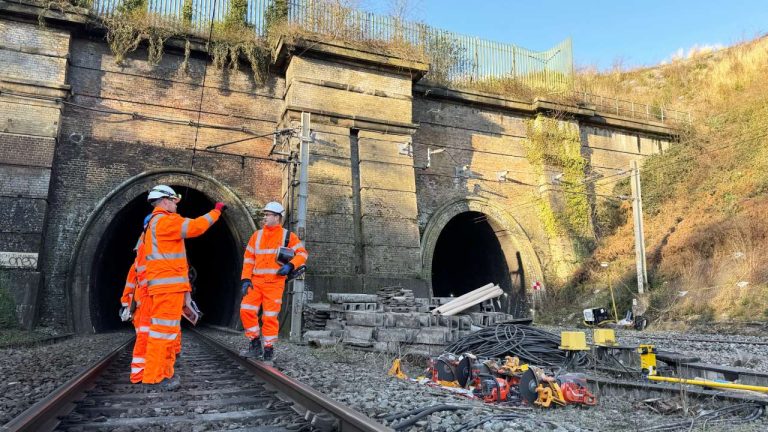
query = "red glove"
(215, 202, 227, 212)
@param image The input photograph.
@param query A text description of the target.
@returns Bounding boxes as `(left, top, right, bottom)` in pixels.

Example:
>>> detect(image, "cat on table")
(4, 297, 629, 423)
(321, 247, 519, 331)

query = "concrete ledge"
(273, 35, 429, 81)
(415, 83, 681, 137)
(0, 0, 89, 25)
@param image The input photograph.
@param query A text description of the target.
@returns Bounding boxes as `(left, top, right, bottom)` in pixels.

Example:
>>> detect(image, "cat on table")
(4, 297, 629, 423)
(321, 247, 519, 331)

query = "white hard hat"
(147, 185, 181, 202)
(263, 201, 284, 216)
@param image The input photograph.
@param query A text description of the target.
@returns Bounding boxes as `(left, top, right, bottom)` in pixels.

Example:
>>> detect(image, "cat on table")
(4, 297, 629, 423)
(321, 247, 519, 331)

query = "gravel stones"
(0, 332, 131, 424)
(204, 328, 768, 432)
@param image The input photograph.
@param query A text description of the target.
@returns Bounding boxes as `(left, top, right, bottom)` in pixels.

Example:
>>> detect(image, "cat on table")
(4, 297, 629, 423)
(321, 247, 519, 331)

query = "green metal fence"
(91, 0, 574, 90)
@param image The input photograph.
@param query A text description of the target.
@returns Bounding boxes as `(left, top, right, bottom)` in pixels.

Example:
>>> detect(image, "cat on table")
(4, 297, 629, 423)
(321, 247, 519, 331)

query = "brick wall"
(38, 37, 285, 328)
(0, 18, 69, 328)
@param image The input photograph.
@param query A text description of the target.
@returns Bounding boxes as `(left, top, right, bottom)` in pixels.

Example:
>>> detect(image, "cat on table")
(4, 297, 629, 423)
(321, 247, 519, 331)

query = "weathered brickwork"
(0, 4, 678, 330)
(0, 134, 56, 167)
(35, 35, 286, 328)
(0, 197, 46, 233)
(0, 18, 68, 328)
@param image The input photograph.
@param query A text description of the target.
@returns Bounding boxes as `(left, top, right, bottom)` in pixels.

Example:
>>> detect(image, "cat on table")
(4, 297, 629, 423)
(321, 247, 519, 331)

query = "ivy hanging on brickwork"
(208, 0, 270, 83)
(523, 114, 593, 255)
(103, 0, 191, 66)
(98, 0, 269, 83)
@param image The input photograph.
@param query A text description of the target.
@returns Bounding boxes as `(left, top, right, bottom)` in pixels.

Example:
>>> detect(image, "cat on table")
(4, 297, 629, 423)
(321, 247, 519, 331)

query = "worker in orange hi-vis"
(140, 185, 226, 390)
(240, 201, 308, 362)
(118, 214, 152, 383)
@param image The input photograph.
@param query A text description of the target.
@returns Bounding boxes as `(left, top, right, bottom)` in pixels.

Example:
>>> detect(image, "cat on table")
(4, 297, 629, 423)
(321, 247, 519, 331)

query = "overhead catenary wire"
(190, 0, 218, 172)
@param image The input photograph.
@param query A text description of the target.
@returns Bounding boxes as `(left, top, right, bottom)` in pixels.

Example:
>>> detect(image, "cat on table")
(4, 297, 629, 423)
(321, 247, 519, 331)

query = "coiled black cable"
(384, 404, 474, 430)
(444, 324, 591, 368)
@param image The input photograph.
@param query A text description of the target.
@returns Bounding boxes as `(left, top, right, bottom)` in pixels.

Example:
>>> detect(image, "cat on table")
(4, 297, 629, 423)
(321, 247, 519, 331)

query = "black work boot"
(263, 345, 274, 362)
(159, 376, 181, 391)
(240, 337, 264, 358)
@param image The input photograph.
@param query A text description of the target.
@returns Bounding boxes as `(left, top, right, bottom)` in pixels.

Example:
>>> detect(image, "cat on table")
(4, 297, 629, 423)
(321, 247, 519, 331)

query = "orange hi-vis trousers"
(129, 295, 151, 383)
(240, 280, 284, 347)
(142, 292, 184, 384)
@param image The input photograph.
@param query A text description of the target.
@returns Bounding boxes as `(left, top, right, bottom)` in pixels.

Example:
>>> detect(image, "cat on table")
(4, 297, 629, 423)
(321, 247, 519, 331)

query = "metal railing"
(90, 0, 574, 90)
(575, 92, 690, 124)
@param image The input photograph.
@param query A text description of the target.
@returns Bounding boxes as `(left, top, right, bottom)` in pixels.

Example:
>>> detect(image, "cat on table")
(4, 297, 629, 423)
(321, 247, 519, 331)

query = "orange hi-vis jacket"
(142, 207, 221, 295)
(240, 225, 308, 284)
(120, 233, 149, 310)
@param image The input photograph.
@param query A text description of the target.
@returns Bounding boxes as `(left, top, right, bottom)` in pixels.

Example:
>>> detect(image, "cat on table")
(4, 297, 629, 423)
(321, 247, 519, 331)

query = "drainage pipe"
(432, 283, 496, 315)
(440, 286, 504, 316)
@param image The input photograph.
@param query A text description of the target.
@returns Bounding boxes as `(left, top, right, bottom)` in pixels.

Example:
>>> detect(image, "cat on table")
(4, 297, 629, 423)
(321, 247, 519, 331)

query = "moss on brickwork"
(523, 115, 592, 255)
(0, 271, 18, 329)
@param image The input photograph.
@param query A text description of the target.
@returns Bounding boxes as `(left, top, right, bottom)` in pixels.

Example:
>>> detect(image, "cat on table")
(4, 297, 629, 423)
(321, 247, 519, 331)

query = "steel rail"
(1, 337, 134, 432)
(191, 328, 393, 432)
(622, 334, 768, 347)
(587, 375, 768, 406)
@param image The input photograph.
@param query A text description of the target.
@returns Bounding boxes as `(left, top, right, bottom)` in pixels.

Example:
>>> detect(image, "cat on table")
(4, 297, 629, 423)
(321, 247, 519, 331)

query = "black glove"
(240, 278, 253, 295)
(277, 262, 294, 276)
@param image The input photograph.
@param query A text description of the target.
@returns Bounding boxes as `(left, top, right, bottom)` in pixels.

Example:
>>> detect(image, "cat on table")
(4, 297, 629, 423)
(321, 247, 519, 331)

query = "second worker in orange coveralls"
(240, 201, 308, 361)
(141, 185, 226, 390)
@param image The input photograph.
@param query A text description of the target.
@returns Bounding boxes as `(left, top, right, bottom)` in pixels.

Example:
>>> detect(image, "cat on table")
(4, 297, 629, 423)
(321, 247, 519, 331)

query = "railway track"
(622, 334, 768, 347)
(3, 329, 391, 432)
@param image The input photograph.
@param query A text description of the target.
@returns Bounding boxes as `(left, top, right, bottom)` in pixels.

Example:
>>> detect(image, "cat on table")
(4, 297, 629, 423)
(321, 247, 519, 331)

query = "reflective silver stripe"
(291, 242, 304, 251)
(181, 218, 191, 239)
(147, 276, 188, 287)
(253, 248, 278, 255)
(125, 282, 136, 288)
(138, 326, 150, 333)
(146, 252, 186, 261)
(254, 230, 263, 251)
(240, 304, 260, 311)
(246, 245, 255, 254)
(149, 214, 164, 258)
(263, 311, 279, 317)
(252, 268, 278, 275)
(131, 367, 144, 374)
(146, 214, 186, 261)
(149, 330, 178, 340)
(244, 258, 255, 264)
(297, 252, 308, 258)
(121, 302, 129, 307)
(274, 299, 282, 304)
(246, 325, 261, 332)
(263, 335, 277, 341)
(136, 265, 146, 272)
(204, 213, 214, 225)
(152, 318, 180, 327)
(132, 357, 145, 364)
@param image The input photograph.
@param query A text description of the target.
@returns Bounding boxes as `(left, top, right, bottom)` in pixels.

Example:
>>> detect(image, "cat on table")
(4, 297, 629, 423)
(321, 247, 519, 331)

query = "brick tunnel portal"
(431, 211, 524, 314)
(91, 187, 241, 332)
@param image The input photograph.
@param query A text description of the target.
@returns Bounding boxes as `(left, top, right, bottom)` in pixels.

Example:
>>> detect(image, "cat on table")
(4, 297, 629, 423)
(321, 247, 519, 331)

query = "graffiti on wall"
(0, 252, 38, 269)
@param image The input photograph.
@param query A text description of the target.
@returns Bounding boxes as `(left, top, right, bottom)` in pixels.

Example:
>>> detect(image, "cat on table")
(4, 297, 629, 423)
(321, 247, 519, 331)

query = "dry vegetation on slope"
(545, 35, 768, 327)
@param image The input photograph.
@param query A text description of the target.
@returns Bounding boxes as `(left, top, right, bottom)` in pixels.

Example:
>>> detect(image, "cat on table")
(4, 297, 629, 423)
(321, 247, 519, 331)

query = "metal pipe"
(431, 283, 495, 314)
(648, 375, 768, 393)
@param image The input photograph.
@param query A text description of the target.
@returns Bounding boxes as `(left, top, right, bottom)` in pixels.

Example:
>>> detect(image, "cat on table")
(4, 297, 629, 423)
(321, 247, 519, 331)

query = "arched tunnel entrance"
(90, 187, 241, 332)
(430, 211, 526, 315)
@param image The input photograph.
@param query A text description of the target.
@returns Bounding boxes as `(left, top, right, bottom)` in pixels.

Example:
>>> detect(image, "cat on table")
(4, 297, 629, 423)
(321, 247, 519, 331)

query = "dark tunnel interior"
(432, 211, 523, 313)
(91, 187, 240, 331)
